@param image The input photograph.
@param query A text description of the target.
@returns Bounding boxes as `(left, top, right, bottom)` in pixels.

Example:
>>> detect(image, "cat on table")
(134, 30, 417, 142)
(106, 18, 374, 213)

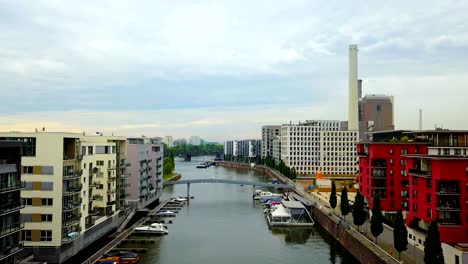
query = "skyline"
(1, 0, 468, 141)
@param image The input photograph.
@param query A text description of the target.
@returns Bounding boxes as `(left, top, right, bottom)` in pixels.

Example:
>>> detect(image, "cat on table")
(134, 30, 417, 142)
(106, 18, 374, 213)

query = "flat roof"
(403, 154, 468, 160)
(282, 200, 306, 209)
(404, 130, 468, 134)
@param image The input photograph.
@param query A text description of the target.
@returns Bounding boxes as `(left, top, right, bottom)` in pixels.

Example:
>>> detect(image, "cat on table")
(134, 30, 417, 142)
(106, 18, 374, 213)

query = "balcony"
(62, 215, 81, 227)
(63, 184, 82, 196)
(63, 170, 83, 180)
(107, 201, 116, 206)
(436, 186, 459, 195)
(371, 186, 387, 190)
(88, 209, 100, 216)
(85, 220, 95, 229)
(89, 182, 102, 188)
(357, 150, 369, 157)
(62, 199, 82, 211)
(0, 222, 24, 238)
(120, 173, 129, 178)
(90, 195, 103, 201)
(408, 168, 431, 178)
(371, 168, 386, 179)
(107, 189, 116, 195)
(107, 176, 116, 183)
(0, 181, 25, 193)
(106, 210, 115, 216)
(94, 172, 104, 178)
(0, 242, 23, 261)
(107, 165, 116, 170)
(0, 200, 25, 216)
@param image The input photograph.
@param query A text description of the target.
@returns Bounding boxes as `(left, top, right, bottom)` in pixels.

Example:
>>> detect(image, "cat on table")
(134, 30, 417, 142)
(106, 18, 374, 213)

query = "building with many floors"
(163, 136, 173, 148)
(189, 136, 201, 146)
(357, 129, 468, 261)
(224, 140, 261, 162)
(0, 142, 24, 264)
(173, 138, 187, 146)
(126, 137, 163, 209)
(0, 132, 128, 263)
(359, 94, 394, 140)
(261, 126, 281, 158)
(272, 136, 281, 164)
(280, 120, 358, 176)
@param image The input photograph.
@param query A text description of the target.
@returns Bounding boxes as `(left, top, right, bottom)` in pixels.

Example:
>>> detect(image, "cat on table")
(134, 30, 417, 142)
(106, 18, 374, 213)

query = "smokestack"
(348, 44, 359, 131)
(419, 109, 422, 130)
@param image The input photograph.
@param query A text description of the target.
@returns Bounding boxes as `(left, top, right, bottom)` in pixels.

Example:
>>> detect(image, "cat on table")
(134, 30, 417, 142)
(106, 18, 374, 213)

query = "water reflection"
(270, 227, 314, 244)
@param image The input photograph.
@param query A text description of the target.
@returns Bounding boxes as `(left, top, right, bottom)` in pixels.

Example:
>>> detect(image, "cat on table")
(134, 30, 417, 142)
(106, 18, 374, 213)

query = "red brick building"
(358, 130, 468, 244)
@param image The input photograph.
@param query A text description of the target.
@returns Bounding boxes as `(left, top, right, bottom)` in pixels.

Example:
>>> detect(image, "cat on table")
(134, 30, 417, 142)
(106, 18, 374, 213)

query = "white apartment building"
(281, 120, 358, 176)
(0, 132, 128, 263)
(163, 136, 173, 148)
(189, 136, 201, 146)
(261, 125, 281, 158)
(272, 135, 281, 163)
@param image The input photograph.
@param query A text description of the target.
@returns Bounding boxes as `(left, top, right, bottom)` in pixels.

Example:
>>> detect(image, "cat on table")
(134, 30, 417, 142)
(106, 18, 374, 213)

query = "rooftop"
(282, 200, 306, 209)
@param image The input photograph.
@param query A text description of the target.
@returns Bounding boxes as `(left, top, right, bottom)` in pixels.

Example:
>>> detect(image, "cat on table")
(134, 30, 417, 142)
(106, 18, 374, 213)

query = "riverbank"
(163, 172, 181, 182)
(218, 161, 401, 264)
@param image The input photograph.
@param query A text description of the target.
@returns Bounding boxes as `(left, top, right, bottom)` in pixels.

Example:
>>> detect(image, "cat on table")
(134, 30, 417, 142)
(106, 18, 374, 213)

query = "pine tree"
(393, 210, 408, 260)
(370, 196, 383, 244)
(424, 220, 444, 264)
(353, 192, 365, 231)
(340, 187, 350, 221)
(329, 181, 337, 213)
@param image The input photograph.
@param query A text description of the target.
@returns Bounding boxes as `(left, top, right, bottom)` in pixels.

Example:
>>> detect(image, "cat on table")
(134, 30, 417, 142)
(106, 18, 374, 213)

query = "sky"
(1, 0, 468, 142)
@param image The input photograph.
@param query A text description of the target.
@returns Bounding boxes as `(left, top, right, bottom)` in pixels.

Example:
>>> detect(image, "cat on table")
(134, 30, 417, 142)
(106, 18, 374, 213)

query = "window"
(390, 148, 394, 154)
(390, 169, 394, 176)
(41, 198, 53, 206)
(96, 160, 104, 166)
(401, 159, 406, 166)
(401, 170, 407, 176)
(390, 190, 394, 197)
(40, 230, 52, 242)
(23, 166, 33, 174)
(390, 159, 394, 165)
(390, 200, 395, 207)
(427, 194, 431, 203)
(401, 149, 408, 155)
(466, 166, 468, 176)
(25, 198, 32, 206)
(82, 146, 86, 155)
(427, 208, 432, 218)
(413, 203, 418, 212)
(390, 180, 394, 186)
(23, 230, 31, 241)
(426, 179, 432, 189)
(88, 146, 93, 155)
(41, 214, 53, 222)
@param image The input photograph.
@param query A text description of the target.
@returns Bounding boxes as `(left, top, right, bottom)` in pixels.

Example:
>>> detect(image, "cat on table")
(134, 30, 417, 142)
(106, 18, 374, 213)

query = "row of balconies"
(62, 199, 82, 211)
(408, 168, 431, 178)
(0, 200, 25, 215)
(62, 214, 81, 227)
(63, 170, 83, 180)
(63, 184, 82, 196)
(0, 221, 24, 238)
(0, 181, 26, 192)
(0, 242, 23, 260)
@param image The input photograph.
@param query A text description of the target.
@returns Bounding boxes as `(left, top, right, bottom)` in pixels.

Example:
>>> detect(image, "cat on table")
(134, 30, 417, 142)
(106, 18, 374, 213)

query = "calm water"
(139, 157, 358, 264)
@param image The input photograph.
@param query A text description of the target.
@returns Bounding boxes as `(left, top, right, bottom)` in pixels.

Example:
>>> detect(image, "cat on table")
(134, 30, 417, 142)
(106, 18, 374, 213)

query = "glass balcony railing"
(63, 170, 83, 180)
(0, 222, 24, 238)
(408, 168, 431, 178)
(62, 215, 81, 227)
(63, 184, 82, 196)
(62, 199, 82, 211)
(0, 242, 23, 261)
(0, 181, 25, 192)
(0, 200, 25, 215)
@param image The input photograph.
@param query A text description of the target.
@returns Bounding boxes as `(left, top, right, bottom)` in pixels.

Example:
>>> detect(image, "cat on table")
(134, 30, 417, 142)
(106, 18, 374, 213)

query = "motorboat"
(254, 191, 283, 200)
(158, 210, 175, 214)
(171, 197, 187, 202)
(99, 251, 140, 264)
(134, 223, 168, 235)
(265, 201, 314, 227)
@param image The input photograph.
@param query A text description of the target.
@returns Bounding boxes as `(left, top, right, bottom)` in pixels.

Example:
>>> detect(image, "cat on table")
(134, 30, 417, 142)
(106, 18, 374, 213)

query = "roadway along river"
(139, 156, 358, 264)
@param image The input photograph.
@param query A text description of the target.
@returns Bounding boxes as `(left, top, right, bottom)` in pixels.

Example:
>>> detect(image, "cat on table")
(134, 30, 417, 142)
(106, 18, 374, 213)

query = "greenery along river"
(139, 156, 358, 264)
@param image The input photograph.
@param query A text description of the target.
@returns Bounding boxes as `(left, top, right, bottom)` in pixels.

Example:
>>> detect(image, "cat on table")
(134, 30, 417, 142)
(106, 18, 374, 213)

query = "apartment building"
(224, 140, 261, 162)
(163, 136, 173, 148)
(189, 136, 201, 146)
(357, 130, 468, 262)
(272, 136, 281, 164)
(261, 125, 281, 158)
(0, 132, 128, 263)
(0, 142, 24, 264)
(126, 137, 163, 209)
(281, 120, 358, 176)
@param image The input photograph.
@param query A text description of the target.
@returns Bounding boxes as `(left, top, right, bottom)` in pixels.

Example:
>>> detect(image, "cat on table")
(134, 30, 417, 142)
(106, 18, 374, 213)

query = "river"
(138, 156, 358, 264)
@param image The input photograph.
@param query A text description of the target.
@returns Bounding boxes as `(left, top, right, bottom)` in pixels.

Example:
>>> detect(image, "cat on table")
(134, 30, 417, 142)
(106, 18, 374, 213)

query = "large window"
(23, 230, 31, 241)
(0, 137, 36, 156)
(40, 230, 52, 241)
(41, 198, 53, 206)
(41, 214, 53, 222)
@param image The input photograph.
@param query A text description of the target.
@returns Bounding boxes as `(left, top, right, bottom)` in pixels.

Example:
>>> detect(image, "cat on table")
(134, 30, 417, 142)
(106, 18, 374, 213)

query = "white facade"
(348, 44, 359, 131)
(262, 125, 281, 158)
(272, 135, 281, 163)
(280, 120, 358, 176)
(189, 136, 201, 146)
(163, 136, 173, 147)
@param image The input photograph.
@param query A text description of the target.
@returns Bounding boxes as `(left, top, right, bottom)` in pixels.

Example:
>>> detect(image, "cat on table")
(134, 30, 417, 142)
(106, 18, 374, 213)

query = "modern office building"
(224, 140, 261, 162)
(0, 142, 24, 264)
(359, 94, 395, 140)
(357, 130, 468, 249)
(163, 136, 173, 148)
(126, 137, 163, 209)
(189, 136, 201, 146)
(261, 126, 281, 158)
(272, 136, 281, 164)
(0, 132, 128, 263)
(280, 120, 358, 176)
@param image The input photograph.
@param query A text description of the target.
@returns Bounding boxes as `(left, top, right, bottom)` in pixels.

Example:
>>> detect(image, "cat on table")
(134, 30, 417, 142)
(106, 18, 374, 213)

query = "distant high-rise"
(348, 44, 359, 131)
(173, 138, 187, 146)
(261, 125, 281, 158)
(359, 94, 394, 140)
(163, 136, 173, 147)
(189, 136, 201, 146)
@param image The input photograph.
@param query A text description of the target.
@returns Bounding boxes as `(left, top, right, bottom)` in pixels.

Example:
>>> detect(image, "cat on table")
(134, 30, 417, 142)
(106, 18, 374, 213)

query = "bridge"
(163, 179, 295, 201)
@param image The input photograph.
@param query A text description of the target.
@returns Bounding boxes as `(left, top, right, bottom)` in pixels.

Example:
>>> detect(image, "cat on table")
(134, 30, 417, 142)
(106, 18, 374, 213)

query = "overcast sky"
(1, 0, 467, 142)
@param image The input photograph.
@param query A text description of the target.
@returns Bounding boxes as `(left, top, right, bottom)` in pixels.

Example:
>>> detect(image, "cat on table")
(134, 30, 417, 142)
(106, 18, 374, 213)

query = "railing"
(0, 242, 23, 261)
(436, 187, 459, 195)
(91, 195, 103, 201)
(63, 184, 82, 196)
(107, 165, 116, 170)
(0, 181, 25, 192)
(0, 222, 24, 238)
(63, 170, 83, 180)
(89, 182, 102, 188)
(107, 189, 116, 195)
(408, 168, 431, 178)
(438, 219, 461, 225)
(437, 205, 460, 211)
(0, 200, 25, 215)
(371, 186, 386, 189)
(357, 151, 368, 156)
(88, 210, 100, 216)
(0, 164, 16, 173)
(94, 172, 104, 178)
(107, 177, 116, 183)
(107, 201, 116, 206)
(62, 216, 81, 226)
(63, 199, 82, 211)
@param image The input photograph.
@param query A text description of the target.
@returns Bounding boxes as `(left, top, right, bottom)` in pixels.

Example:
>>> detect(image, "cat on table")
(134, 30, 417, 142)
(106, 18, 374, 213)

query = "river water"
(139, 157, 358, 264)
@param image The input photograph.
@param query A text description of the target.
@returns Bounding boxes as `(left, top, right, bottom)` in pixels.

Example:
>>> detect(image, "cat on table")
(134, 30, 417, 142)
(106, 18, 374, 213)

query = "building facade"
(0, 142, 24, 264)
(359, 94, 394, 140)
(0, 132, 128, 263)
(126, 137, 163, 209)
(272, 136, 281, 164)
(173, 138, 187, 146)
(281, 120, 358, 176)
(224, 140, 261, 162)
(261, 126, 281, 158)
(163, 136, 173, 148)
(189, 136, 200, 146)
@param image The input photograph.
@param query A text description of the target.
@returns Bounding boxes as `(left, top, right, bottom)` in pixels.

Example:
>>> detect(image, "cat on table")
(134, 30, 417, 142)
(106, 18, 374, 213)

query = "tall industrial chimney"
(348, 44, 359, 131)
(419, 109, 422, 130)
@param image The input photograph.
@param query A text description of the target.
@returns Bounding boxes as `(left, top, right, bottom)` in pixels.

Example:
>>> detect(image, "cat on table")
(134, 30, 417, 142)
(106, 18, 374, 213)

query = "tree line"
(329, 181, 444, 263)
(166, 143, 223, 157)
(223, 154, 297, 180)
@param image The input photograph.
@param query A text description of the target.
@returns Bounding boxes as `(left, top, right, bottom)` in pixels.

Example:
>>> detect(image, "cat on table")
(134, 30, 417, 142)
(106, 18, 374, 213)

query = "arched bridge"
(163, 178, 295, 189)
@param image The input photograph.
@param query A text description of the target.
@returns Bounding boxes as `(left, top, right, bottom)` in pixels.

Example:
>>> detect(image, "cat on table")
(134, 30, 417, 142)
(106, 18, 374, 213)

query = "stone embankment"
(218, 161, 400, 264)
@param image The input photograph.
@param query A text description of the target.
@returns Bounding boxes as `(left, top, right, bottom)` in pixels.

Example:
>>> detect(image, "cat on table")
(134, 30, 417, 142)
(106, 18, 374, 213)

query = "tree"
(353, 192, 366, 231)
(329, 181, 337, 213)
(370, 196, 384, 244)
(424, 220, 444, 264)
(340, 187, 350, 221)
(393, 210, 408, 260)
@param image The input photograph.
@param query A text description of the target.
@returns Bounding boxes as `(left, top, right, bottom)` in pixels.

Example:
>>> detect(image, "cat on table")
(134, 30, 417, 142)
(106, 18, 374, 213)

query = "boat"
(171, 197, 187, 202)
(158, 210, 175, 214)
(98, 251, 140, 264)
(196, 164, 208, 168)
(253, 191, 283, 200)
(265, 201, 314, 227)
(134, 223, 168, 235)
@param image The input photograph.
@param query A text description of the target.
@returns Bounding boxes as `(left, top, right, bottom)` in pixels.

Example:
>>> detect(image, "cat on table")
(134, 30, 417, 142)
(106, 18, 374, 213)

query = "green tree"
(370, 196, 384, 244)
(424, 220, 444, 264)
(393, 210, 408, 261)
(353, 192, 366, 231)
(329, 181, 337, 213)
(340, 187, 350, 221)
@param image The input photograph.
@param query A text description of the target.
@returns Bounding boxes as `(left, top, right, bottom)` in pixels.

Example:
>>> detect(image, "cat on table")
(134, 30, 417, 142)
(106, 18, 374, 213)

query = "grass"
(163, 173, 174, 181)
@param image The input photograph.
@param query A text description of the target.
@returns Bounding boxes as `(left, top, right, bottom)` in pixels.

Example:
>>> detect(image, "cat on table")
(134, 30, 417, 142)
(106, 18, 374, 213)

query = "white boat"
(265, 201, 314, 227)
(171, 197, 187, 202)
(134, 223, 168, 234)
(158, 210, 175, 214)
(254, 191, 283, 200)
